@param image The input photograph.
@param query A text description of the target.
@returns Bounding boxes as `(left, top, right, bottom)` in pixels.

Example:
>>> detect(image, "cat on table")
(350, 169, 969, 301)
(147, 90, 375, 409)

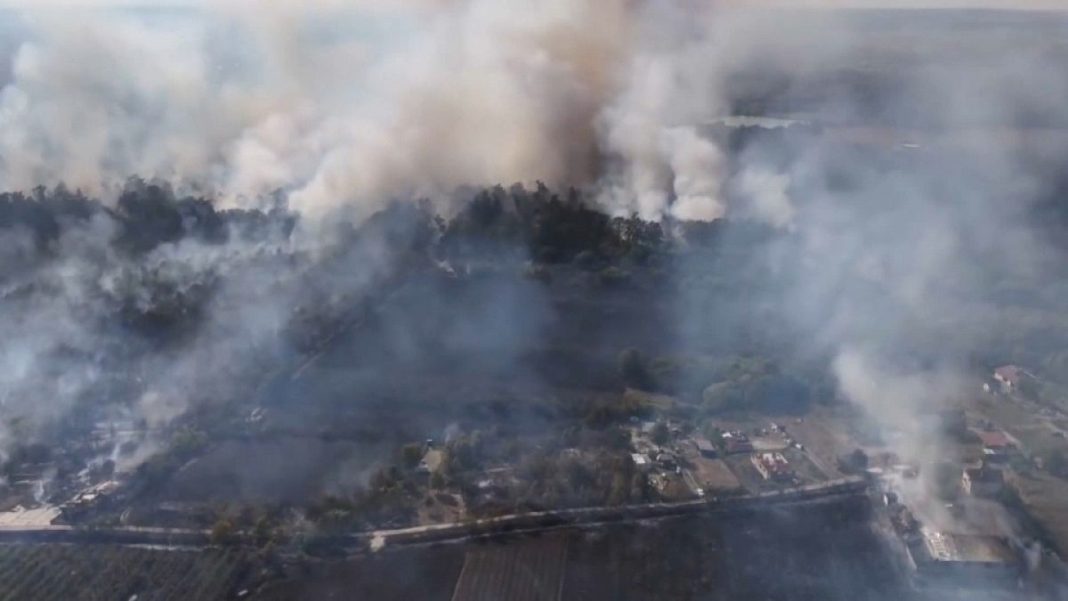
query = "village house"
(993, 365, 1024, 394)
(723, 431, 754, 454)
(631, 453, 651, 471)
(751, 452, 792, 481)
(975, 430, 1015, 462)
(418, 449, 445, 474)
(694, 437, 717, 458)
(962, 464, 1004, 497)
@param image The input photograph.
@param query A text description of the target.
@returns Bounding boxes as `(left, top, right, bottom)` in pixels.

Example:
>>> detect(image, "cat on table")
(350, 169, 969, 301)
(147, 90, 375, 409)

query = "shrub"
(619, 348, 654, 390)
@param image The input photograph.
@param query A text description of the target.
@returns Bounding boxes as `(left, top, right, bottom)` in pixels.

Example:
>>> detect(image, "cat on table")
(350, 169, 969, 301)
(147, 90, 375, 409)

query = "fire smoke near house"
(1, 1, 1068, 599)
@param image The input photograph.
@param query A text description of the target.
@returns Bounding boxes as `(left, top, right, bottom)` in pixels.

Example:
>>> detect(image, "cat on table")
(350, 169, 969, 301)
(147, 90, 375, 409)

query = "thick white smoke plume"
(0, 1, 736, 221)
(2, 3, 1068, 546)
(0, 0, 746, 475)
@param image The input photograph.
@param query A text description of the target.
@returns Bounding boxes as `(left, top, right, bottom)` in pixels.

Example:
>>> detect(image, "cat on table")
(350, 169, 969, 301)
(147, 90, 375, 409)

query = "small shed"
(694, 437, 717, 458)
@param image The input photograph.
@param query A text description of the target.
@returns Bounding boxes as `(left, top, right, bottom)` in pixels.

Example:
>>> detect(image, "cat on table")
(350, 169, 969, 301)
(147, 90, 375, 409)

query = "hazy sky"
(0, 0, 1064, 9)
(758, 0, 1068, 8)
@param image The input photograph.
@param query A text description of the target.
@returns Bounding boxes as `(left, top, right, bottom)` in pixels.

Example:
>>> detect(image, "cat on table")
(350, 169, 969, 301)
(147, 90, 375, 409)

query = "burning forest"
(1, 1, 1068, 600)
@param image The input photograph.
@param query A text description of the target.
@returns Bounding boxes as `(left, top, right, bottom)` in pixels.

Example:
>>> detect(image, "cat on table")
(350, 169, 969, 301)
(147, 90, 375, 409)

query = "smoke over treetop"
(0, 1, 740, 221)
(1, 10, 1068, 590)
(5, 2, 1058, 223)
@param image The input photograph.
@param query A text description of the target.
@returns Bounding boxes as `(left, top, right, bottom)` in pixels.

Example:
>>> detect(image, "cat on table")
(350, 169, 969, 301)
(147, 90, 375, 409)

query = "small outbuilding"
(993, 365, 1023, 393)
(751, 452, 791, 481)
(962, 464, 1004, 497)
(975, 430, 1014, 462)
(694, 437, 717, 458)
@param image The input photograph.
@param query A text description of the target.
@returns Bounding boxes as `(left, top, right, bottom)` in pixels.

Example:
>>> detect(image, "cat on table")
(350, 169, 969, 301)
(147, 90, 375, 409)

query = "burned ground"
(252, 496, 903, 601)
(2, 9, 1068, 599)
(9, 118, 1068, 525)
(0, 544, 250, 601)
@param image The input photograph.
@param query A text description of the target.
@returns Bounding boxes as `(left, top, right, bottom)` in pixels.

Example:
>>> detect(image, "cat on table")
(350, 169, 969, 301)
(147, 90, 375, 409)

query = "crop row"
(0, 544, 247, 601)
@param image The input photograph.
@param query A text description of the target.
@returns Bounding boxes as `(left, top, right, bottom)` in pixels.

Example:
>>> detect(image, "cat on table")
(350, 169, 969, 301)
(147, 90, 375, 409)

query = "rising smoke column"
(696, 8, 1068, 506)
(0, 1, 736, 220)
(2, 2, 1068, 500)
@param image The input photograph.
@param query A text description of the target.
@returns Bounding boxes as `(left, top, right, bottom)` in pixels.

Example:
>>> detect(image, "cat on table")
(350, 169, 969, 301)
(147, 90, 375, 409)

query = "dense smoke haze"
(1, 0, 1068, 560)
(2, 2, 1068, 599)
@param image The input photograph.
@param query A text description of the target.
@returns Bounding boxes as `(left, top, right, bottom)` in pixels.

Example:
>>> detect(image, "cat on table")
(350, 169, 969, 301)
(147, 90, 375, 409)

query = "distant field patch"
(0, 544, 248, 601)
(623, 389, 676, 411)
(451, 536, 568, 601)
(690, 457, 743, 494)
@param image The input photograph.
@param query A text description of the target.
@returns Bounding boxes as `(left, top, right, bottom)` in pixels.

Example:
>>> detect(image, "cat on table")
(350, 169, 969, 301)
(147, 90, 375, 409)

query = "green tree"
(401, 442, 425, 469)
(702, 382, 738, 413)
(651, 421, 670, 445)
(619, 348, 654, 390)
(607, 473, 629, 506)
(630, 472, 652, 502)
(1017, 376, 1040, 401)
(599, 266, 630, 287)
(429, 471, 446, 490)
(838, 448, 869, 474)
(170, 427, 207, 459)
(933, 462, 961, 500)
(253, 516, 273, 546)
(210, 519, 236, 545)
(1046, 449, 1068, 478)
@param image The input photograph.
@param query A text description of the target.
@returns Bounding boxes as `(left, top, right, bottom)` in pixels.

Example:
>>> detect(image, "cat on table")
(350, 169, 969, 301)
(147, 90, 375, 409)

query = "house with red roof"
(993, 365, 1023, 393)
(975, 430, 1015, 461)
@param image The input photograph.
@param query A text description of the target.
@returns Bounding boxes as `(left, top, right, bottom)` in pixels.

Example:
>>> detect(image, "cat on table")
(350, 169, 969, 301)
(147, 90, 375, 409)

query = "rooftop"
(994, 365, 1022, 383)
(753, 452, 790, 474)
(975, 430, 1012, 449)
(921, 529, 1015, 564)
(420, 450, 444, 473)
(964, 465, 1004, 484)
(694, 437, 716, 452)
(0, 505, 60, 527)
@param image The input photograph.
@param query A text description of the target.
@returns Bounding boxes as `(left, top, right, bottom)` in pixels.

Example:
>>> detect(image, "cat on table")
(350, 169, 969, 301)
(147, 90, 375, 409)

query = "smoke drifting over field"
(0, 0, 736, 463)
(1, 0, 1068, 542)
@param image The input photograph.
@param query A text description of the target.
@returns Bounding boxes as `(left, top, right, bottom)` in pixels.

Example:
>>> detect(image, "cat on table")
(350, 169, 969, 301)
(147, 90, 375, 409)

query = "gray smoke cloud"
(0, 1, 744, 221)
(0, 1, 1066, 560)
(0, 0, 658, 464)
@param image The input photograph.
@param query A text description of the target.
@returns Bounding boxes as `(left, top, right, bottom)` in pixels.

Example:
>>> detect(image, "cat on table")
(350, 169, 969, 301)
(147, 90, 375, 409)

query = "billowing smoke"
(0, 0, 743, 467)
(0, 1, 735, 221)
(664, 7, 1068, 522)
(733, 166, 793, 228)
(0, 1, 1066, 554)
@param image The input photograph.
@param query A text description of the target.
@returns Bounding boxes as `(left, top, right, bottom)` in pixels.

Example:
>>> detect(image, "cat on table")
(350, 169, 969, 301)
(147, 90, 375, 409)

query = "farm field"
(252, 544, 464, 601)
(1008, 471, 1068, 555)
(0, 544, 249, 601)
(254, 495, 900, 601)
(452, 536, 569, 601)
(563, 497, 902, 601)
(965, 394, 1068, 554)
(972, 395, 1068, 460)
(680, 448, 743, 494)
